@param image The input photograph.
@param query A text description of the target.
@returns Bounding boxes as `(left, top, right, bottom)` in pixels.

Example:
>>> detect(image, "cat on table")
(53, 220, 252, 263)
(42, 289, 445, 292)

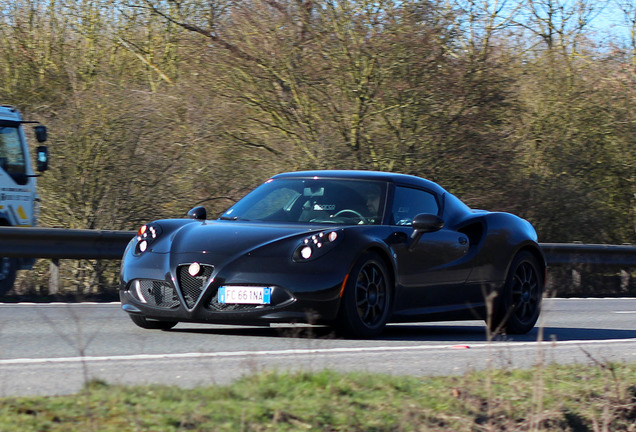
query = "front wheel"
(129, 314, 178, 330)
(0, 257, 17, 295)
(490, 251, 544, 335)
(337, 252, 392, 338)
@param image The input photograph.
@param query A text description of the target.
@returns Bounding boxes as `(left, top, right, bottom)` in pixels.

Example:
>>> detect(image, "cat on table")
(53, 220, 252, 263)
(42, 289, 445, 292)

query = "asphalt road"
(0, 298, 634, 396)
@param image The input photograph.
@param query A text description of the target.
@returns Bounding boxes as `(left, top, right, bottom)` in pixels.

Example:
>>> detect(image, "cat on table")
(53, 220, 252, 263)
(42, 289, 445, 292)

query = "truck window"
(0, 125, 27, 180)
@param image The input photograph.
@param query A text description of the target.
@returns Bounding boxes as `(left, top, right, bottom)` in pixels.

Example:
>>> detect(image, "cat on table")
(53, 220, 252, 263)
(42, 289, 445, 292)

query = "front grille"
(134, 280, 180, 308)
(177, 264, 214, 309)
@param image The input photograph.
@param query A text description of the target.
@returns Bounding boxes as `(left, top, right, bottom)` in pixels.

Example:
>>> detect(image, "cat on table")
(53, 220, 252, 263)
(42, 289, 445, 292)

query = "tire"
(0, 257, 17, 296)
(337, 252, 392, 338)
(129, 314, 178, 330)
(490, 251, 543, 335)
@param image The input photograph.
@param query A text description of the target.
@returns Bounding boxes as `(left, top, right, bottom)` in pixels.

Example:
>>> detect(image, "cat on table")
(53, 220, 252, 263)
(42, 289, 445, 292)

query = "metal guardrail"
(540, 243, 636, 267)
(1, 227, 631, 296)
(0, 226, 635, 266)
(0, 227, 135, 260)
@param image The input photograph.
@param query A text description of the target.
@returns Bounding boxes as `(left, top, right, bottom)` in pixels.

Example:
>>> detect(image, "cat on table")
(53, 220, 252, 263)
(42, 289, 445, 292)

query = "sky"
(587, 2, 633, 46)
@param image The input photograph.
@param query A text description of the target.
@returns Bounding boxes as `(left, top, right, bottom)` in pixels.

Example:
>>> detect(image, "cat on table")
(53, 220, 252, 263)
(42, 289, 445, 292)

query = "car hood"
(158, 220, 320, 257)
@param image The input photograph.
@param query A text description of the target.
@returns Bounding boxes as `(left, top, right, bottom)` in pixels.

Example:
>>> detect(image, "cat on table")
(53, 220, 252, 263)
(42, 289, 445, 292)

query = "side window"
(391, 187, 439, 226)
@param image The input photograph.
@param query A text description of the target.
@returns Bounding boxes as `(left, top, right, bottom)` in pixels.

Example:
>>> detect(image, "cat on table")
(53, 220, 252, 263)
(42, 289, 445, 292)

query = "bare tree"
(515, 0, 608, 61)
(443, 0, 523, 61)
(614, 0, 636, 66)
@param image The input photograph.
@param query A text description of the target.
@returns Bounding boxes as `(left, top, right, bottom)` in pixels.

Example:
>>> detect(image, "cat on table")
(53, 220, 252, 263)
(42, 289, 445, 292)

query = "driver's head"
(364, 185, 381, 215)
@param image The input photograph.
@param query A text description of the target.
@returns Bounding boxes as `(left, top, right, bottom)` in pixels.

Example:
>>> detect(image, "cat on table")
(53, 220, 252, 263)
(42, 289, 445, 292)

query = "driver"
(366, 188, 381, 216)
(361, 185, 382, 222)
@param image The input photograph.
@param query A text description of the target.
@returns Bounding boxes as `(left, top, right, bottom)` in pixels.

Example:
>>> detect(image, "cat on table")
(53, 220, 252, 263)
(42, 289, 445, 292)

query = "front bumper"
(119, 254, 346, 325)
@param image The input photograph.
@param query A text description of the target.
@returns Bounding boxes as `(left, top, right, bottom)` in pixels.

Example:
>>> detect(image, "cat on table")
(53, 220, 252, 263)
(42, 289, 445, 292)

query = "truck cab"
(0, 105, 49, 293)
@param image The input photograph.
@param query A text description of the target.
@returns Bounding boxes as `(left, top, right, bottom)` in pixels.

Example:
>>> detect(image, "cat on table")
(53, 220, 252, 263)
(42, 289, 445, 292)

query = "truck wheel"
(0, 257, 17, 295)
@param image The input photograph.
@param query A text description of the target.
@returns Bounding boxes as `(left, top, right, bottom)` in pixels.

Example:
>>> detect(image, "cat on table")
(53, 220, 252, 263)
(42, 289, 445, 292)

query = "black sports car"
(120, 170, 545, 338)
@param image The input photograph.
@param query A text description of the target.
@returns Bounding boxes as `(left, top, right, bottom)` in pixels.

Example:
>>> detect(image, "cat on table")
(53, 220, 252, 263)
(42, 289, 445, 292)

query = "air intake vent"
(177, 264, 214, 309)
(132, 280, 180, 308)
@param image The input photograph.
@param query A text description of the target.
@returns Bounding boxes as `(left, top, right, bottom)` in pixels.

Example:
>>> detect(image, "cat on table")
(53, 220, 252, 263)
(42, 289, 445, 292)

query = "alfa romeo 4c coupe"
(120, 170, 545, 338)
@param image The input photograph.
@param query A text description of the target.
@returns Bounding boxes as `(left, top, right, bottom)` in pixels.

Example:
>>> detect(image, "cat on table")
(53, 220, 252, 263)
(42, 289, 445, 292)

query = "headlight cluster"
(135, 223, 162, 254)
(293, 230, 341, 262)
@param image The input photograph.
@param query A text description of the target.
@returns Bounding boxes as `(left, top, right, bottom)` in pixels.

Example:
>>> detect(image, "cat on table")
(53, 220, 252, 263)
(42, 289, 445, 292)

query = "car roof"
(271, 170, 447, 194)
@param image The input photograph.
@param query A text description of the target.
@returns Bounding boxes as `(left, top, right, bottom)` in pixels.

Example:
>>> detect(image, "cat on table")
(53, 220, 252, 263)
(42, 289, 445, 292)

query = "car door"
(389, 185, 470, 312)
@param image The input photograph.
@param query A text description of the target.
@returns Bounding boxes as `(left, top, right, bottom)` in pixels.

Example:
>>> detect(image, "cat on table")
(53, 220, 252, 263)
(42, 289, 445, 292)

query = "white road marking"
(1, 338, 635, 366)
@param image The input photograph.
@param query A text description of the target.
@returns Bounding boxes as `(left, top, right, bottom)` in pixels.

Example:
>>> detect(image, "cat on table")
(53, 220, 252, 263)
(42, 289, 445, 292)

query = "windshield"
(221, 178, 388, 225)
(0, 124, 26, 176)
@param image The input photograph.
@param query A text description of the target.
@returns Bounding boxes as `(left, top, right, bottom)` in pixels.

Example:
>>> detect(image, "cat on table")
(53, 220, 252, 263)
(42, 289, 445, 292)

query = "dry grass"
(0, 362, 634, 431)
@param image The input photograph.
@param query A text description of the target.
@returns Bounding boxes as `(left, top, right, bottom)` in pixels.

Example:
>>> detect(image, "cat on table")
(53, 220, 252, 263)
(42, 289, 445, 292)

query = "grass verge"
(0, 362, 635, 431)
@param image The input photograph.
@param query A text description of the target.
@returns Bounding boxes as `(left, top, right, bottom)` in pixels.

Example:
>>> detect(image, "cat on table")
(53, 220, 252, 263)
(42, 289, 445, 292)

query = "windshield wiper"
(219, 216, 250, 221)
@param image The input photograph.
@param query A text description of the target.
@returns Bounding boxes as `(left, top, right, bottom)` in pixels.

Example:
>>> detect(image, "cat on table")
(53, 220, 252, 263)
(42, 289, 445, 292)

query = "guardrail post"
(571, 268, 581, 290)
(620, 269, 630, 293)
(49, 259, 60, 295)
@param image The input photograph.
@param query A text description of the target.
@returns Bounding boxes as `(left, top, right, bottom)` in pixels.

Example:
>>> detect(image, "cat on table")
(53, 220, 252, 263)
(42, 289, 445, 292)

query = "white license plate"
(218, 286, 271, 305)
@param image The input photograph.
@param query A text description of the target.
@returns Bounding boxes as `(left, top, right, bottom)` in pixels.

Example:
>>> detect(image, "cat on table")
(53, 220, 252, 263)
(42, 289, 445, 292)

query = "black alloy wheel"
(338, 252, 391, 338)
(129, 314, 178, 330)
(492, 251, 543, 335)
(511, 261, 541, 324)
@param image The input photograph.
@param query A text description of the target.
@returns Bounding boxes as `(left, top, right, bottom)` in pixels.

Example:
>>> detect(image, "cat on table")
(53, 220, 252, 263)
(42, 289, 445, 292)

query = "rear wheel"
(0, 257, 17, 295)
(129, 314, 177, 330)
(337, 252, 391, 338)
(490, 251, 543, 334)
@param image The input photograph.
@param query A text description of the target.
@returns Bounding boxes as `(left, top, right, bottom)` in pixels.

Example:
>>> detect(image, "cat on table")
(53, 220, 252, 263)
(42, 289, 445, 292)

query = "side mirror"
(36, 146, 48, 172)
(187, 206, 207, 221)
(408, 213, 444, 251)
(34, 125, 47, 143)
(411, 213, 444, 234)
